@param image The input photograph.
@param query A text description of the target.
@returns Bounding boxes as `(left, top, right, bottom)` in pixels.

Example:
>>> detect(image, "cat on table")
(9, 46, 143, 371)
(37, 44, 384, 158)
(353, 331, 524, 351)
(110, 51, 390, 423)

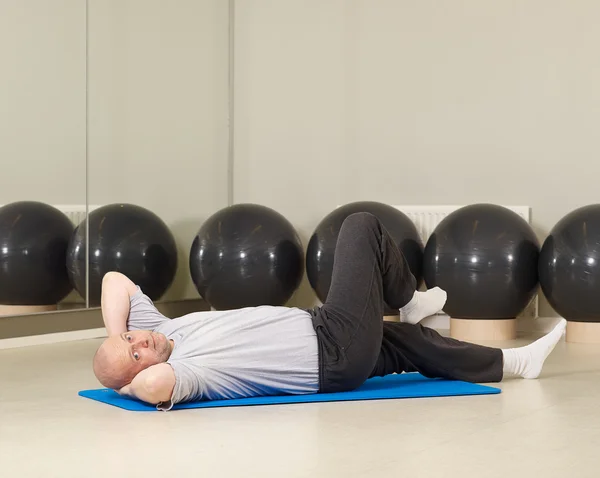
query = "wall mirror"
(0, 1, 230, 332)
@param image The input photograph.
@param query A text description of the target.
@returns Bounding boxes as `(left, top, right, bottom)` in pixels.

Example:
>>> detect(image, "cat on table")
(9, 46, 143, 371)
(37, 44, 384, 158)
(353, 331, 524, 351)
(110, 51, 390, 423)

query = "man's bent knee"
(340, 212, 381, 234)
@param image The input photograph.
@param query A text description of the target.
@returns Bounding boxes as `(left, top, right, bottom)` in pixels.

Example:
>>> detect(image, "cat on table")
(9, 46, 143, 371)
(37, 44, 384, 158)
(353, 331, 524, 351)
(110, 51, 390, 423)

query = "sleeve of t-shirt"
(156, 361, 205, 411)
(127, 286, 169, 331)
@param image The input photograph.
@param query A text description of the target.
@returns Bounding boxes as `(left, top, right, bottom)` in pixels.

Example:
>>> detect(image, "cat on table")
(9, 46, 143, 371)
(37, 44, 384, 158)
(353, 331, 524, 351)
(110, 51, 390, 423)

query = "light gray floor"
(1, 335, 598, 478)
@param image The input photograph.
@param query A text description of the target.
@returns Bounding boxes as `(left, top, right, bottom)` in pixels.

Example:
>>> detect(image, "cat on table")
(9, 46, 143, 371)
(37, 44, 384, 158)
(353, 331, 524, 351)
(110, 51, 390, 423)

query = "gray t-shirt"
(127, 287, 319, 410)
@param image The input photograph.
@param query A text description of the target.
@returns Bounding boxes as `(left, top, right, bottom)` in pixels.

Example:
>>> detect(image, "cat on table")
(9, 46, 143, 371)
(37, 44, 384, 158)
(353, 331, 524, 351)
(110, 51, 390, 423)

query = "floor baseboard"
(0, 327, 107, 350)
(420, 314, 563, 337)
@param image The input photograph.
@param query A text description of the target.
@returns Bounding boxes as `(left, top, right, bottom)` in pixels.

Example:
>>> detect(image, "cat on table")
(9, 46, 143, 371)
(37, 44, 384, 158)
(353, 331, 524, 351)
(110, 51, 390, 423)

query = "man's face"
(93, 330, 173, 389)
(115, 330, 172, 368)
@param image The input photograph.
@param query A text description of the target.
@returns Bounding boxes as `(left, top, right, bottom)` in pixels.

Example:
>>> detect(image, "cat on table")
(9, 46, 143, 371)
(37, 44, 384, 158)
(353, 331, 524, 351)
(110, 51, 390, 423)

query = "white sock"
(399, 287, 447, 325)
(502, 319, 567, 379)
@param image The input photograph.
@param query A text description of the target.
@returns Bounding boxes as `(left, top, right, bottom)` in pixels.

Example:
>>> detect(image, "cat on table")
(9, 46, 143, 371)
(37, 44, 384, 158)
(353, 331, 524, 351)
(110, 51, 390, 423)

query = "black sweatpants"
(308, 212, 504, 394)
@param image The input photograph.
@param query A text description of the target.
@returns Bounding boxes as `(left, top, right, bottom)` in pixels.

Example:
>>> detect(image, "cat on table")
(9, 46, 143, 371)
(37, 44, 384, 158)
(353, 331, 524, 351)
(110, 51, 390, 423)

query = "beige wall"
(5, 0, 600, 324)
(0, 0, 86, 205)
(234, 0, 600, 317)
(88, 0, 230, 301)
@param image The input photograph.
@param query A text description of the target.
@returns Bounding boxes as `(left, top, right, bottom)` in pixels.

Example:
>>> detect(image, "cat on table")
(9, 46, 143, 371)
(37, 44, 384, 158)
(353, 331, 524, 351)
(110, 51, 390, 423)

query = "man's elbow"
(102, 271, 138, 296)
(142, 375, 174, 404)
(102, 271, 123, 285)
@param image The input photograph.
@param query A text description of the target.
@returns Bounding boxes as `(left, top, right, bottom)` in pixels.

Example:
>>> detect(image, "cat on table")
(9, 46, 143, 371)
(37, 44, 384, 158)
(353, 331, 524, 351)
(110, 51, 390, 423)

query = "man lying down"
(92, 213, 566, 411)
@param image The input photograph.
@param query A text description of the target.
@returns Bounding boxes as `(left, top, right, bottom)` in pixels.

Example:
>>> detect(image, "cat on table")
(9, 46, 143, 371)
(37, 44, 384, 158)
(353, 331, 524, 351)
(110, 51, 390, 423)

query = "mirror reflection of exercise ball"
(189, 203, 304, 310)
(423, 204, 539, 340)
(306, 201, 423, 315)
(0, 201, 74, 313)
(67, 203, 178, 306)
(539, 204, 600, 343)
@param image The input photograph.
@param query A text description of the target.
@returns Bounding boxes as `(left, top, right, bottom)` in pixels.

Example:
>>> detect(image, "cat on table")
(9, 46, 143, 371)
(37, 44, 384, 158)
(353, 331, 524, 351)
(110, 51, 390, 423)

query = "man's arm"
(118, 363, 176, 405)
(101, 272, 138, 336)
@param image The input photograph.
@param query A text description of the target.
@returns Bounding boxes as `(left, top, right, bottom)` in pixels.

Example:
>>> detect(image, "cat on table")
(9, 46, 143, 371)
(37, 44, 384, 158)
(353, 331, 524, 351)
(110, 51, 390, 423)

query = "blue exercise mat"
(78, 373, 500, 412)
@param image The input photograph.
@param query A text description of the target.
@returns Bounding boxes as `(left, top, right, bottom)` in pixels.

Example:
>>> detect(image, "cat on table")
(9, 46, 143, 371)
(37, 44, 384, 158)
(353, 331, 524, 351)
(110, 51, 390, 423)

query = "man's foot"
(399, 287, 447, 325)
(502, 319, 567, 379)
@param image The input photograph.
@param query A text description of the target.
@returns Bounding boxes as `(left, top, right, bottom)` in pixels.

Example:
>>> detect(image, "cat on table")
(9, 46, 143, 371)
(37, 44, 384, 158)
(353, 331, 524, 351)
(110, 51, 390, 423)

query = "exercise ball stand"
(0, 304, 58, 316)
(383, 313, 400, 323)
(450, 318, 517, 342)
(566, 321, 600, 344)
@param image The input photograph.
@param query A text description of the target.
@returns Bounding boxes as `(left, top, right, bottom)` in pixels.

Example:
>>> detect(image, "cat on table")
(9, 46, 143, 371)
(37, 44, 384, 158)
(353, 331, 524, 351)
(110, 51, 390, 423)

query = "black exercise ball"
(306, 201, 423, 312)
(423, 203, 539, 319)
(539, 204, 600, 322)
(67, 203, 178, 306)
(0, 201, 74, 306)
(189, 203, 304, 310)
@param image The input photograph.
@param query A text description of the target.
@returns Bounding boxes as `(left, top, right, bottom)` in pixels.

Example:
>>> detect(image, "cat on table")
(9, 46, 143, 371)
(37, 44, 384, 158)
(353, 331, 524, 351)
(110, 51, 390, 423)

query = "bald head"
(93, 330, 173, 390)
(93, 338, 138, 390)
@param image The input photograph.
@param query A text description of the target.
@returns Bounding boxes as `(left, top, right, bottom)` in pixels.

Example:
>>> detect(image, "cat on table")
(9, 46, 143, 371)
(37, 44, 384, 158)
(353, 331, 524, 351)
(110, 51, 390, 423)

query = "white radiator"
(392, 205, 538, 319)
(53, 204, 101, 226)
(392, 205, 531, 243)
